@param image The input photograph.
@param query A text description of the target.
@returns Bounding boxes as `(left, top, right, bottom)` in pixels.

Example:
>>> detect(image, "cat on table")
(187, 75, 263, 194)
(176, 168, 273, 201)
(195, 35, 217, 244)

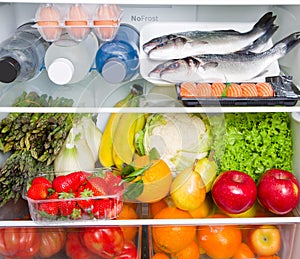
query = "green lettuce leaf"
(210, 113, 293, 182)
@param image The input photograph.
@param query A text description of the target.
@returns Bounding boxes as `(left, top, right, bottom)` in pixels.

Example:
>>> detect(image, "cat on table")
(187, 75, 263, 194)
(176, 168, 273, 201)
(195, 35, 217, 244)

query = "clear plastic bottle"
(0, 22, 50, 83)
(44, 32, 99, 85)
(95, 24, 140, 84)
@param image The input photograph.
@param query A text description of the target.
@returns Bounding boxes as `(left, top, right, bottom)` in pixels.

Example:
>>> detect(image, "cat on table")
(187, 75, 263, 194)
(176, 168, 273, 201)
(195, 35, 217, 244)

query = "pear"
(170, 165, 206, 211)
(194, 157, 217, 193)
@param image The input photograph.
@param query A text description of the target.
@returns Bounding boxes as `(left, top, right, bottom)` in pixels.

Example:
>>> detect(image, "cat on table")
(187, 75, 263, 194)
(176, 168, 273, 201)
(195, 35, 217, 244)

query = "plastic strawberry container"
(22, 168, 124, 223)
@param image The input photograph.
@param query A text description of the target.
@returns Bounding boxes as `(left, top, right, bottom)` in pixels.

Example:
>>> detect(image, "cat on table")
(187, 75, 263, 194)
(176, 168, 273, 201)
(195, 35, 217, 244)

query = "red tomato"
(115, 240, 138, 259)
(82, 226, 124, 259)
(0, 227, 41, 259)
(65, 230, 98, 259)
(38, 228, 66, 258)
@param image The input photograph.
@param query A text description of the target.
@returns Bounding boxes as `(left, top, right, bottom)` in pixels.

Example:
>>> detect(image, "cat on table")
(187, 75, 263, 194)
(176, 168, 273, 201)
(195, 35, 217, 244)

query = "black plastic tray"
(176, 76, 300, 107)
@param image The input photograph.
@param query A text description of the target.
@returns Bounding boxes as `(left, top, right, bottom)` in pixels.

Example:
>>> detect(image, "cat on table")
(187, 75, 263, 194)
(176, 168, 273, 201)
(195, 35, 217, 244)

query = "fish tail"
(241, 24, 279, 52)
(253, 12, 277, 32)
(272, 31, 300, 56)
(253, 24, 279, 48)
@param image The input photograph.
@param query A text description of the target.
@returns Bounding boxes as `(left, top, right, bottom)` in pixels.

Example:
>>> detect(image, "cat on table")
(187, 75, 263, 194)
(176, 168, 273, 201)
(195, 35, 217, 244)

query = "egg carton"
(34, 3, 123, 42)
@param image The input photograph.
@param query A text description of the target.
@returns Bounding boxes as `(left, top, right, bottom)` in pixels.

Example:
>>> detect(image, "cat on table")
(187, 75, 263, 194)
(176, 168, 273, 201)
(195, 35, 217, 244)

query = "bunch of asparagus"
(0, 91, 74, 206)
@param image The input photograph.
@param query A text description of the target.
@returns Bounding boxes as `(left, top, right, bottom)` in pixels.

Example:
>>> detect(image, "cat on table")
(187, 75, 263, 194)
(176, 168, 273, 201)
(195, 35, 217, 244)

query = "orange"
(152, 207, 196, 254)
(257, 256, 281, 259)
(124, 202, 138, 210)
(174, 240, 200, 259)
(133, 156, 172, 203)
(197, 214, 242, 259)
(153, 240, 164, 254)
(116, 203, 138, 240)
(152, 252, 170, 259)
(232, 242, 255, 259)
(150, 199, 168, 217)
(188, 198, 212, 218)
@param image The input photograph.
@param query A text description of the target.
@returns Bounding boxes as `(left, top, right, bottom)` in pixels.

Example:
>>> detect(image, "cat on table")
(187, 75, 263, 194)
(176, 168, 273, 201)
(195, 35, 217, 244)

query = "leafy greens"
(210, 112, 293, 182)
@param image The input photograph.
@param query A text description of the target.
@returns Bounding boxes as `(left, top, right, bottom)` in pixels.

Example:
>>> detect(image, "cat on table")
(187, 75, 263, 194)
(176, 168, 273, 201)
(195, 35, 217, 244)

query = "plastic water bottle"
(44, 32, 99, 85)
(0, 22, 50, 83)
(95, 24, 140, 84)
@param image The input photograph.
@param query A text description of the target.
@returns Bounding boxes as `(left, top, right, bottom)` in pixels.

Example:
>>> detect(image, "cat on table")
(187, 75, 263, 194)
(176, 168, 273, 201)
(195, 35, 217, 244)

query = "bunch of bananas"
(99, 84, 146, 169)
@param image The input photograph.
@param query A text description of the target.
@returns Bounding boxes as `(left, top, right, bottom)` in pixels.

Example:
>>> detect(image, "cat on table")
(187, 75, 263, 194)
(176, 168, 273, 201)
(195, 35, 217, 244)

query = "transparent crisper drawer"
(148, 222, 296, 259)
(0, 200, 142, 259)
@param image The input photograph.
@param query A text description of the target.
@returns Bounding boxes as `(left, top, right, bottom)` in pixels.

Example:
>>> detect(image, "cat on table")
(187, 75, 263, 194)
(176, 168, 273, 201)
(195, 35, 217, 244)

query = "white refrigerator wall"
(0, 3, 300, 258)
(2, 4, 300, 85)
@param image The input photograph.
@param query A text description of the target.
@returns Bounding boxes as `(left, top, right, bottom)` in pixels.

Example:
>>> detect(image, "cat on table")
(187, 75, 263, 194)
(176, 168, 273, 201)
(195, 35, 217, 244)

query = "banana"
(112, 96, 143, 169)
(112, 112, 139, 169)
(134, 113, 146, 133)
(98, 93, 133, 167)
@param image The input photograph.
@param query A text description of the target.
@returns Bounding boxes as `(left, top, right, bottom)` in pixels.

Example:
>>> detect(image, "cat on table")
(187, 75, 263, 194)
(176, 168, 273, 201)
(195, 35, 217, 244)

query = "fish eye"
(152, 37, 162, 44)
(168, 62, 180, 69)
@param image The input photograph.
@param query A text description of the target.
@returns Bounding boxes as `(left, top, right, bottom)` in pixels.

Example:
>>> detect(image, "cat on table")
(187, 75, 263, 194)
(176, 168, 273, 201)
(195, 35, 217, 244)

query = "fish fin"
(202, 62, 218, 71)
(190, 40, 209, 46)
(252, 69, 269, 80)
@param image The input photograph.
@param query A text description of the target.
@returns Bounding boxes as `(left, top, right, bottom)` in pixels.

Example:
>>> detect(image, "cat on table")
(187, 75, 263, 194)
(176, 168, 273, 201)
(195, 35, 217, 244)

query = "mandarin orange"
(150, 199, 168, 217)
(257, 255, 281, 259)
(133, 156, 172, 203)
(232, 242, 255, 259)
(116, 203, 138, 240)
(152, 252, 170, 259)
(174, 240, 200, 259)
(197, 214, 242, 259)
(152, 207, 196, 254)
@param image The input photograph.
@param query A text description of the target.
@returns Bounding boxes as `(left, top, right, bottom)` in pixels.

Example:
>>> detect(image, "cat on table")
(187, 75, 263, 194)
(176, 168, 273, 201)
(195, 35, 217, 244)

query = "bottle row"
(35, 4, 123, 42)
(0, 22, 140, 85)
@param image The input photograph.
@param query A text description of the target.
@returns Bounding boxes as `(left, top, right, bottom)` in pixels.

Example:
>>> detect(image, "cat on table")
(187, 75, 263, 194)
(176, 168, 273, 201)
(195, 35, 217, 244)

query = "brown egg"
(66, 4, 91, 41)
(36, 4, 62, 41)
(93, 4, 121, 41)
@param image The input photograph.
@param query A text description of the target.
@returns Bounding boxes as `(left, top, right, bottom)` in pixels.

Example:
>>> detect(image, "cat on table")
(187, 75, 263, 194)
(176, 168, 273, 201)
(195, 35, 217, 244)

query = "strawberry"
(58, 192, 77, 216)
(91, 198, 122, 219)
(27, 183, 49, 200)
(92, 199, 113, 219)
(38, 191, 60, 216)
(70, 206, 83, 220)
(85, 177, 108, 197)
(69, 171, 90, 191)
(52, 175, 74, 193)
(31, 176, 52, 188)
(48, 192, 59, 200)
(39, 201, 58, 216)
(52, 171, 88, 193)
(104, 171, 123, 195)
(76, 186, 94, 212)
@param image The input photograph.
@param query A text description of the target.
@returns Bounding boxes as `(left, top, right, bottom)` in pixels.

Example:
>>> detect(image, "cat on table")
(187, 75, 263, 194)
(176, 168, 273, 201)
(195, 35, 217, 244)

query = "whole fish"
(143, 12, 278, 60)
(149, 32, 300, 83)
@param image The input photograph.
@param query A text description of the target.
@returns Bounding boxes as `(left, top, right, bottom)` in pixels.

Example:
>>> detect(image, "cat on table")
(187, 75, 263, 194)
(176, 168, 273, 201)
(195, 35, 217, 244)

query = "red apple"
(246, 225, 281, 256)
(257, 169, 300, 215)
(211, 170, 257, 214)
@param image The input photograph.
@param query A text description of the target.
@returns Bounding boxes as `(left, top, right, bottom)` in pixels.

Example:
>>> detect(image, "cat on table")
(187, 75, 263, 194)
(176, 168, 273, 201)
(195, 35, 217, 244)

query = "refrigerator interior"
(1, 2, 300, 259)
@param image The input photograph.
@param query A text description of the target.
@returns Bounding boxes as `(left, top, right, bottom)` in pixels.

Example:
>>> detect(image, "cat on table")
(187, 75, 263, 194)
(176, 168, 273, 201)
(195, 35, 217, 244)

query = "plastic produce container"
(0, 201, 142, 259)
(22, 168, 124, 223)
(148, 223, 296, 259)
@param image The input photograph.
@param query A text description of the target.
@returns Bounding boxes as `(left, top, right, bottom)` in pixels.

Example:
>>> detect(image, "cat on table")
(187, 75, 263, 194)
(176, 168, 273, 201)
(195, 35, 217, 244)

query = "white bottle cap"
(48, 58, 74, 85)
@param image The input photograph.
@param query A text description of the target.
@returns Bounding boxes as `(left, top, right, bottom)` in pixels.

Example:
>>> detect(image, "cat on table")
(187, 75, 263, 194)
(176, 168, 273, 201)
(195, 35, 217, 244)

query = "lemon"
(194, 157, 217, 192)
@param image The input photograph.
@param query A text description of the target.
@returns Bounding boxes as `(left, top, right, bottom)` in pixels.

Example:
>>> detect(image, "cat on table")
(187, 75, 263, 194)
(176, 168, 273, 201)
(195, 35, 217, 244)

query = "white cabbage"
(137, 113, 211, 175)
